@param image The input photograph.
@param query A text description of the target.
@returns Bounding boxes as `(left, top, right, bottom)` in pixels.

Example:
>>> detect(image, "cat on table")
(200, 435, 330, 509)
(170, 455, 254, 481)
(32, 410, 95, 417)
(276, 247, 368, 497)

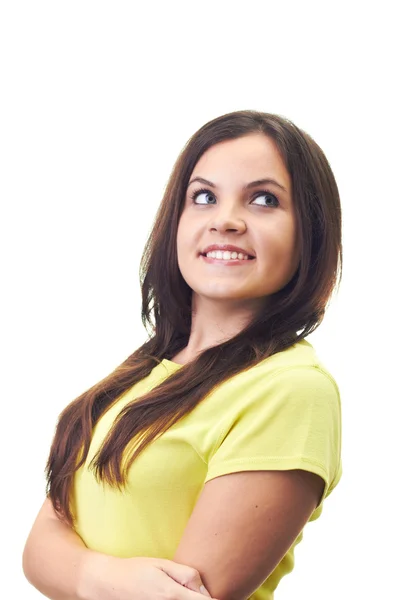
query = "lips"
(201, 244, 255, 258)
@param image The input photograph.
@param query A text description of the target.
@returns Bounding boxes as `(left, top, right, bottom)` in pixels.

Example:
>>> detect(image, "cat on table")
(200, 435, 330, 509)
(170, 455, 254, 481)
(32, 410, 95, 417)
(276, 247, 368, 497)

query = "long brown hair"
(45, 110, 343, 526)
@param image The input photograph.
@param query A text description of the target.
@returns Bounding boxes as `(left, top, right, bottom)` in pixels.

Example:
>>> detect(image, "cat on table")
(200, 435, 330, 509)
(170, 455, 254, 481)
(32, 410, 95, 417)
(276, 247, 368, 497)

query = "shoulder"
(256, 338, 332, 371)
(226, 339, 339, 399)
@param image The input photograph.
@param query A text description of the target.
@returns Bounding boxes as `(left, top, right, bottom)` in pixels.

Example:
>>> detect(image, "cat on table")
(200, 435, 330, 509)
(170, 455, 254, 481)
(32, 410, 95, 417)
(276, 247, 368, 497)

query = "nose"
(208, 209, 247, 235)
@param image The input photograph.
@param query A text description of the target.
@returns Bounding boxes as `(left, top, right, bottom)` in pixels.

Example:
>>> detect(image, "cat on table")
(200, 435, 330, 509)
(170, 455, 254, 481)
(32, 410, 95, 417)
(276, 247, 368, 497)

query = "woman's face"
(176, 133, 300, 307)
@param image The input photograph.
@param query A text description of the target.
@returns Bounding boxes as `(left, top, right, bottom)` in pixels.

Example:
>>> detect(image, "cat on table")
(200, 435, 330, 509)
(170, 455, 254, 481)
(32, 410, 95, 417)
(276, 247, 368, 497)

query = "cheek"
(176, 214, 203, 260)
(256, 222, 298, 278)
(176, 222, 193, 274)
(260, 222, 296, 257)
(176, 213, 190, 248)
(175, 221, 186, 259)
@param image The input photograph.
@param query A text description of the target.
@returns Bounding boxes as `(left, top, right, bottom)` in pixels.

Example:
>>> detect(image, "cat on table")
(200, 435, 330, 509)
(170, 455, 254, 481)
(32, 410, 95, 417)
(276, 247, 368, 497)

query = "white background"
(1, 1, 395, 598)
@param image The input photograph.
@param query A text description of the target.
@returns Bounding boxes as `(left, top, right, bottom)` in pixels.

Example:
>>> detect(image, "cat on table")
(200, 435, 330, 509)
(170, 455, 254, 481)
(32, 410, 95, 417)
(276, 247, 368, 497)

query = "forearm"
(22, 509, 100, 600)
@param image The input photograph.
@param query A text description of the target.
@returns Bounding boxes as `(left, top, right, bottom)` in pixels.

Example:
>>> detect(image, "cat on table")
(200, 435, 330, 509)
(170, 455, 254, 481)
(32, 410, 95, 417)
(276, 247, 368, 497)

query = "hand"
(79, 553, 219, 600)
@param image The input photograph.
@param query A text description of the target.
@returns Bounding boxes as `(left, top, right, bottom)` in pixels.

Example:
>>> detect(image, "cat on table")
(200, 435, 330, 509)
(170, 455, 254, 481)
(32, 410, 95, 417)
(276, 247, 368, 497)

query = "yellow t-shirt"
(71, 339, 342, 599)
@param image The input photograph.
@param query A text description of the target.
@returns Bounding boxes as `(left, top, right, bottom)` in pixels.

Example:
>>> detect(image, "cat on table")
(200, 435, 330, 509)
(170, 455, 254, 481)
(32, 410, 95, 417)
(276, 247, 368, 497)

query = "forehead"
(190, 133, 291, 192)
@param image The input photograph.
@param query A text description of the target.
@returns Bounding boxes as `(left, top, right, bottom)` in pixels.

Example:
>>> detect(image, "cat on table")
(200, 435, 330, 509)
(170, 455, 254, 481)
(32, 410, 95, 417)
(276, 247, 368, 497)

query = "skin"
(174, 133, 300, 365)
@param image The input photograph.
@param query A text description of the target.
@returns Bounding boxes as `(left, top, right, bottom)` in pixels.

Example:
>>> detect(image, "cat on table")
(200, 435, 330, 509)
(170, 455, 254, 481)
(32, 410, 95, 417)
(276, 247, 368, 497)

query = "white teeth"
(205, 250, 250, 260)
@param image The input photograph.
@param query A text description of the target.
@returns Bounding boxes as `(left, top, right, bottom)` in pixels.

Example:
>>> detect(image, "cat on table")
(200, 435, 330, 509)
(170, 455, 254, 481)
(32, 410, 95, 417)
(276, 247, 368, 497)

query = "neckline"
(161, 358, 184, 368)
(161, 339, 310, 368)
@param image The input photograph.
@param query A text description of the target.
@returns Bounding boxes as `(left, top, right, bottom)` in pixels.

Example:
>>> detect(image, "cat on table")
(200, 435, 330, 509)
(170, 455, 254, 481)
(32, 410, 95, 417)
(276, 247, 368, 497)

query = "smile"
(200, 254, 256, 266)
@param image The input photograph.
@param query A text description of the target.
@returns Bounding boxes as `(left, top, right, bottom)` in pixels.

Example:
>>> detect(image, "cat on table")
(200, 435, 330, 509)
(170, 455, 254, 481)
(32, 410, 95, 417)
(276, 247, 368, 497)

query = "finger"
(184, 581, 212, 597)
(155, 559, 218, 599)
(157, 559, 205, 594)
(168, 579, 220, 600)
(183, 582, 211, 597)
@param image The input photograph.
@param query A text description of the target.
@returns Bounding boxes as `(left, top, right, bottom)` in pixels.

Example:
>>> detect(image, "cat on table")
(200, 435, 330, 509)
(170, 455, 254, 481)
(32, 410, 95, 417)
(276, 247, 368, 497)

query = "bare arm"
(22, 497, 99, 600)
(173, 469, 325, 600)
(23, 497, 216, 600)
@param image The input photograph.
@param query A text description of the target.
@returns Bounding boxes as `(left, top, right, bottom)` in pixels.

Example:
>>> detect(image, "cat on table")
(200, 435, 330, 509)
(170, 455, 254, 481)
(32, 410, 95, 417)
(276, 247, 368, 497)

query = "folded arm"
(173, 468, 325, 600)
(22, 497, 101, 600)
(22, 497, 215, 600)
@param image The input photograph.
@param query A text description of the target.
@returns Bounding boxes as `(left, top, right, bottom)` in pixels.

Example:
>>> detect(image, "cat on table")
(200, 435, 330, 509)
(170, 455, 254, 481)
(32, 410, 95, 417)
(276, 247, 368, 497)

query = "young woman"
(23, 110, 343, 600)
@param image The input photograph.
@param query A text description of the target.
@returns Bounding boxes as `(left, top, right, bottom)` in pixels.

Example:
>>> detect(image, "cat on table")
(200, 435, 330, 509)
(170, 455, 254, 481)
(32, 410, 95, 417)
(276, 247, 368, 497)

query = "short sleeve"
(205, 366, 342, 508)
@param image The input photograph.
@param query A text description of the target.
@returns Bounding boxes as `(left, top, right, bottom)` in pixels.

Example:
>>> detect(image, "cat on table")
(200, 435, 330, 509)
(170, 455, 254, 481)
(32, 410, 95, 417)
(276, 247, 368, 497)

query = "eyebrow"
(187, 176, 288, 193)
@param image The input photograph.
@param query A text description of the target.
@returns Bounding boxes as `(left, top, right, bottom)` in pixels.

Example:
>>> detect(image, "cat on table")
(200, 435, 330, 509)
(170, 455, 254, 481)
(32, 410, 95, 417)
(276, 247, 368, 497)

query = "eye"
(189, 187, 280, 207)
(190, 188, 216, 205)
(251, 191, 280, 207)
